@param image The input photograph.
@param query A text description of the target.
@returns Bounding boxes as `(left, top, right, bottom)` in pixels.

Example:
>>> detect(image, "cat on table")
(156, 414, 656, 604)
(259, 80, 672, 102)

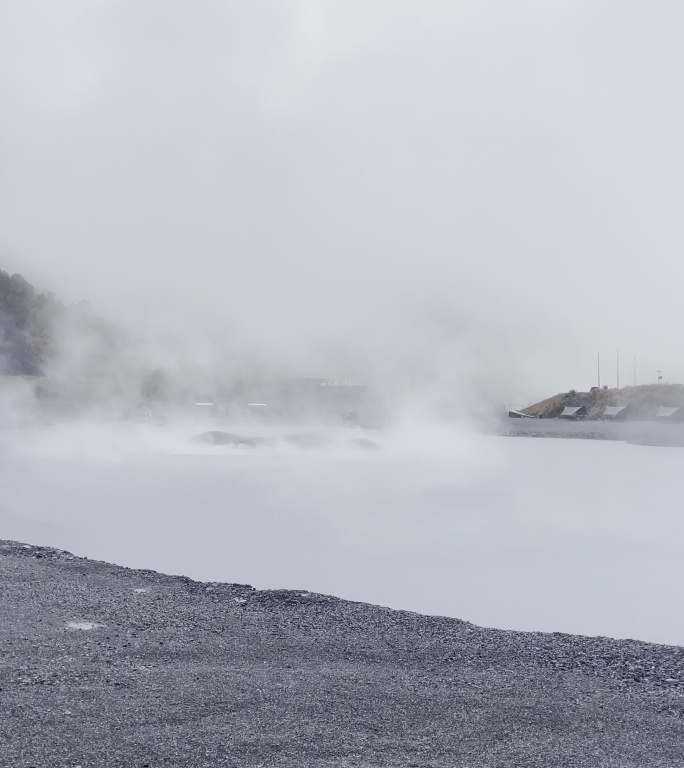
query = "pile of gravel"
(1, 540, 683, 767)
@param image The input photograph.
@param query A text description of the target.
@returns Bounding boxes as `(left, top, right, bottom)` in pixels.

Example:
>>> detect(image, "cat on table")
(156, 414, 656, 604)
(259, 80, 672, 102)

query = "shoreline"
(2, 539, 684, 766)
(501, 417, 684, 444)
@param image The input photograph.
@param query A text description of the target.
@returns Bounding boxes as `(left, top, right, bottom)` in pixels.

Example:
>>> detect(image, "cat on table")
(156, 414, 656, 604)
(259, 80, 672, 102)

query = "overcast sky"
(2, 1, 684, 405)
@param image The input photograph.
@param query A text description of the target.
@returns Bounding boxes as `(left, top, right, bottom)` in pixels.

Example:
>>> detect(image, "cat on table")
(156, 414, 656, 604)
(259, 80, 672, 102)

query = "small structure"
(508, 410, 534, 419)
(246, 402, 269, 418)
(656, 406, 682, 420)
(124, 402, 166, 425)
(559, 405, 587, 420)
(193, 401, 216, 420)
(602, 405, 629, 420)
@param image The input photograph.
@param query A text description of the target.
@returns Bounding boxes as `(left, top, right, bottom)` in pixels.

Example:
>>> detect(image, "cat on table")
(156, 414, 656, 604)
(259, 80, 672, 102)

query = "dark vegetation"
(0, 267, 128, 403)
(0, 268, 373, 421)
(0, 269, 56, 376)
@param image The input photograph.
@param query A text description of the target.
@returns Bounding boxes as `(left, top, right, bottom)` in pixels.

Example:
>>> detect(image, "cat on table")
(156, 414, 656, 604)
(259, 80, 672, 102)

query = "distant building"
(246, 403, 269, 419)
(193, 401, 216, 419)
(656, 406, 683, 420)
(508, 409, 534, 419)
(559, 405, 587, 420)
(602, 405, 629, 420)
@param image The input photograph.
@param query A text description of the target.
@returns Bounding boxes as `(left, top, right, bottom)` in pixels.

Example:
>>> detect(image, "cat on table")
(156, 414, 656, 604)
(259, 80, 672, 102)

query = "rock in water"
(191, 431, 261, 447)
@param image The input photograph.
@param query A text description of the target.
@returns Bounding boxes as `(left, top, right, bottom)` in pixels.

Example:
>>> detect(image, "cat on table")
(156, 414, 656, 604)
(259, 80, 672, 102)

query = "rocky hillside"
(522, 384, 684, 419)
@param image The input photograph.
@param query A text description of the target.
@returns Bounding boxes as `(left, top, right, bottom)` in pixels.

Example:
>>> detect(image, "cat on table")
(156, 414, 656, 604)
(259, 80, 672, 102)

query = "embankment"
(1, 541, 684, 766)
(503, 418, 684, 445)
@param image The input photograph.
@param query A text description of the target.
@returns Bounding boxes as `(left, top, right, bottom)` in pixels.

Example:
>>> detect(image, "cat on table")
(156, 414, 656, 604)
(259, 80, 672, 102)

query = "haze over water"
(3, 1, 684, 654)
(2, 422, 682, 647)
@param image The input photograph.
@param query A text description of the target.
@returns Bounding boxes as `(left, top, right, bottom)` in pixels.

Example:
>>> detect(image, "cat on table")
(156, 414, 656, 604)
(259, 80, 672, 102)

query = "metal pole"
(633, 356, 636, 387)
(597, 352, 601, 388)
(616, 347, 620, 389)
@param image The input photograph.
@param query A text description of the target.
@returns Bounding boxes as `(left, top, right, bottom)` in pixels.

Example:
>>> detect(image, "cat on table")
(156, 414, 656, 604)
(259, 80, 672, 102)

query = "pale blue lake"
(1, 422, 682, 646)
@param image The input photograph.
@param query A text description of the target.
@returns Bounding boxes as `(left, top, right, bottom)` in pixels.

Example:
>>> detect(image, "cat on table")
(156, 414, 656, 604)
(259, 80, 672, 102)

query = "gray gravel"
(1, 540, 683, 767)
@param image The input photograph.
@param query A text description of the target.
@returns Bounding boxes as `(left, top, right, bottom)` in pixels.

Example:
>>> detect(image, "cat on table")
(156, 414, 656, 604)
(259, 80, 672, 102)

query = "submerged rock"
(192, 431, 269, 447)
(192, 430, 380, 451)
(282, 433, 330, 448)
(347, 437, 380, 450)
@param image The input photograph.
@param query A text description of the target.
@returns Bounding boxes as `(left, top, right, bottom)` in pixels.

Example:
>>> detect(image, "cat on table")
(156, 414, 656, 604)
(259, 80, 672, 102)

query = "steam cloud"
(2, 1, 684, 410)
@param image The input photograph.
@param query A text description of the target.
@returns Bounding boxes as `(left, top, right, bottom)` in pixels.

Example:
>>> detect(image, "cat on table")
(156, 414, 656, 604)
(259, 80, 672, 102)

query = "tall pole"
(597, 352, 601, 388)
(616, 347, 620, 389)
(633, 356, 636, 387)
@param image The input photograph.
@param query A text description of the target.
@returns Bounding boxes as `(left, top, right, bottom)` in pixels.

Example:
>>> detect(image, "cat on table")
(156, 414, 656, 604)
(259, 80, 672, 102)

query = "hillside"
(0, 267, 129, 405)
(522, 384, 684, 419)
(0, 269, 57, 376)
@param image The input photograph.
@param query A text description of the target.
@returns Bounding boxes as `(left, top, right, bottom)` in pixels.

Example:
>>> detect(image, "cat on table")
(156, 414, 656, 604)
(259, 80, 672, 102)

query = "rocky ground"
(2, 541, 684, 767)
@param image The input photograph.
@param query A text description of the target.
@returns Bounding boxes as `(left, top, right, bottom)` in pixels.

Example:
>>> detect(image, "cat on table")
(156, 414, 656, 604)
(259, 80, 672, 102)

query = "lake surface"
(1, 422, 683, 646)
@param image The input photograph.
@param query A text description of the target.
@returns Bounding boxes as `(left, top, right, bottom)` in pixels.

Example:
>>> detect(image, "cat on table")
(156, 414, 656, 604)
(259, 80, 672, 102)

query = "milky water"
(1, 423, 683, 646)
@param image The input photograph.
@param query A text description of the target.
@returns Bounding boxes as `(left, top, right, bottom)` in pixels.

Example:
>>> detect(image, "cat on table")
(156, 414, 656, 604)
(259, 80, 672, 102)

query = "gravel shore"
(2, 540, 683, 767)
